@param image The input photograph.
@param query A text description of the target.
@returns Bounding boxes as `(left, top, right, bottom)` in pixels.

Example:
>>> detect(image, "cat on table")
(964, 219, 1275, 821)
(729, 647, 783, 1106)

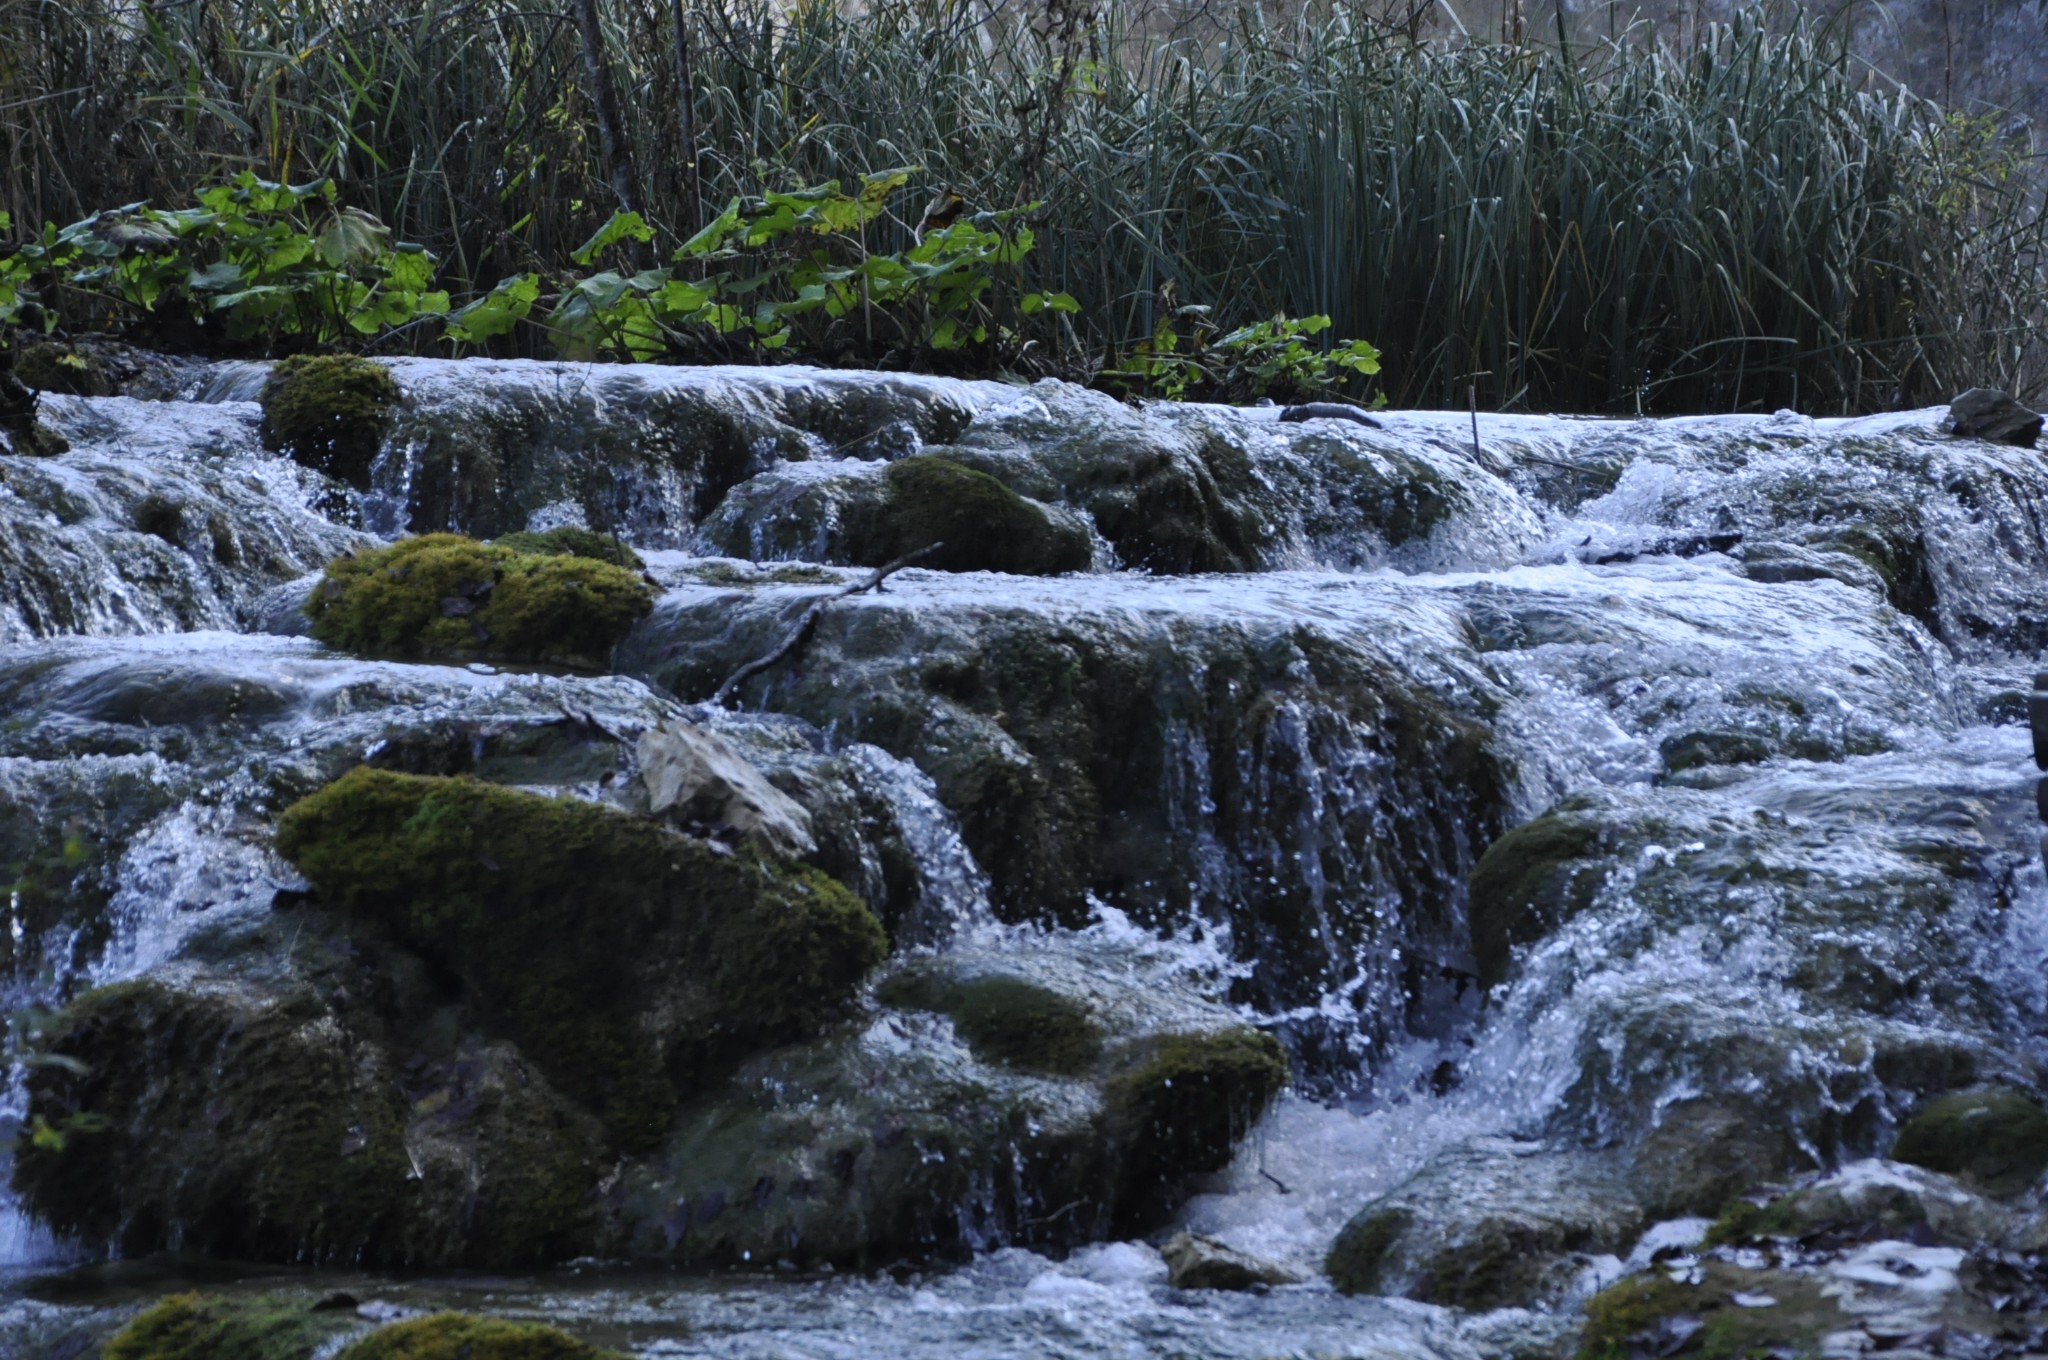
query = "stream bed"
(1, 359, 2044, 1357)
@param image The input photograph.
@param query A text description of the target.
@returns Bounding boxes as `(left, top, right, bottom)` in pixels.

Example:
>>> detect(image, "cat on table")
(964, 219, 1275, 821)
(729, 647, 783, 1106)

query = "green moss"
(275, 767, 886, 1151)
(852, 456, 1093, 576)
(1892, 1087, 2048, 1195)
(15, 340, 111, 397)
(492, 526, 644, 570)
(12, 979, 413, 1264)
(875, 969, 1104, 1075)
(1467, 811, 1607, 987)
(1703, 1192, 1807, 1246)
(260, 354, 401, 488)
(1578, 1264, 1843, 1360)
(337, 1313, 622, 1360)
(304, 533, 654, 667)
(1577, 1274, 1697, 1360)
(1324, 1205, 1412, 1295)
(103, 1292, 354, 1360)
(1102, 1028, 1289, 1227)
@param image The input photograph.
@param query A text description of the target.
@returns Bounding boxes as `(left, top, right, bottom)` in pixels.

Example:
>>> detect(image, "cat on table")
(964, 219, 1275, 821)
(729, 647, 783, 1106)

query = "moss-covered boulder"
(260, 354, 401, 488)
(102, 1292, 358, 1360)
(492, 525, 644, 569)
(1466, 806, 1609, 988)
(849, 456, 1093, 575)
(1102, 1028, 1289, 1228)
(304, 533, 654, 667)
(275, 767, 886, 1149)
(1324, 1143, 1644, 1308)
(338, 1314, 622, 1360)
(1892, 1087, 2048, 1195)
(12, 979, 414, 1263)
(875, 966, 1104, 1075)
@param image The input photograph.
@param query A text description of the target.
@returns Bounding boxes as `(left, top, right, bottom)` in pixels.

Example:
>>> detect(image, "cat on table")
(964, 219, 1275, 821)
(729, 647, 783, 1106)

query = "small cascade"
(5, 358, 2048, 1353)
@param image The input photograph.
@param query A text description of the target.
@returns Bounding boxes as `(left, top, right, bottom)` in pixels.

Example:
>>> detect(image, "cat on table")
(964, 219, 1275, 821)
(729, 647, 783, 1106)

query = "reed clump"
(2, 0, 2041, 413)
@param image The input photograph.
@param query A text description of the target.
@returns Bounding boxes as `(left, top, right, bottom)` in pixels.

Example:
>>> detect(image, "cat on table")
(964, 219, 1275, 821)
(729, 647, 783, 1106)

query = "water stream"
(1, 360, 2043, 1355)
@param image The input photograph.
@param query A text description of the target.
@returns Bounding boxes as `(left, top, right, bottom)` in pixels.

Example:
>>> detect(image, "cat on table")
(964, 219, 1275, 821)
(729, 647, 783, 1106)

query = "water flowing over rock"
(5, 358, 2048, 1358)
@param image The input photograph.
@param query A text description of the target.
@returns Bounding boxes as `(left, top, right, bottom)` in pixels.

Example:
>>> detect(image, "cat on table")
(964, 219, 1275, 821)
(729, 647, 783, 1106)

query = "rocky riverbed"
(1, 355, 2045, 1358)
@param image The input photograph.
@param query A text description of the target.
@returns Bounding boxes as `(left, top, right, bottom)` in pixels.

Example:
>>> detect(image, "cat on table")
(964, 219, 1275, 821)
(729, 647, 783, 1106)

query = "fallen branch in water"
(711, 543, 944, 707)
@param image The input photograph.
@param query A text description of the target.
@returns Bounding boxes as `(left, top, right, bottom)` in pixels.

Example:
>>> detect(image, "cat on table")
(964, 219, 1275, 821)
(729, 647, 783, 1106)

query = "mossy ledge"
(260, 354, 401, 488)
(338, 1313, 625, 1360)
(1101, 1028, 1289, 1228)
(848, 455, 1093, 576)
(304, 533, 654, 667)
(874, 967, 1105, 1075)
(274, 766, 887, 1150)
(102, 1292, 357, 1360)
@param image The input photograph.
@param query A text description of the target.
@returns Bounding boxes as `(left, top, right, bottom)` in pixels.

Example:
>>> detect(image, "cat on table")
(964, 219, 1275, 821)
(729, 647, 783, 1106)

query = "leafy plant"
(0, 173, 448, 349)
(1104, 308, 1381, 402)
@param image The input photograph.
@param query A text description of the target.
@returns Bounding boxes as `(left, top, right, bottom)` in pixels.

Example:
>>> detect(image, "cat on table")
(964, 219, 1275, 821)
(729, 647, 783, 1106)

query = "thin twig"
(711, 543, 944, 707)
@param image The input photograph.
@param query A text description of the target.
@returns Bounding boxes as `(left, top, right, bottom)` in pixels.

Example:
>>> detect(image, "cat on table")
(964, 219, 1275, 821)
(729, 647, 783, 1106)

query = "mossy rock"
(260, 354, 401, 488)
(275, 767, 887, 1150)
(1577, 1263, 1841, 1360)
(12, 979, 414, 1263)
(103, 1292, 357, 1360)
(1891, 1087, 2048, 1195)
(1467, 808, 1608, 987)
(338, 1313, 622, 1360)
(492, 526, 644, 570)
(304, 533, 654, 668)
(1702, 1192, 1809, 1247)
(1324, 1205, 1413, 1295)
(875, 968, 1104, 1075)
(14, 340, 113, 397)
(848, 456, 1093, 575)
(1101, 1028, 1288, 1227)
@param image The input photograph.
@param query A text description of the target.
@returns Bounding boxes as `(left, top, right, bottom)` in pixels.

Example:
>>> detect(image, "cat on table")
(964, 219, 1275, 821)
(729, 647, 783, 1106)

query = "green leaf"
(315, 207, 391, 267)
(571, 210, 654, 266)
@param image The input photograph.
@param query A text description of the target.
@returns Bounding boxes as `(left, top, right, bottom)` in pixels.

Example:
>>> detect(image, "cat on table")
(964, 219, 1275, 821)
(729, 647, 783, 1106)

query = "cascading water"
(2, 359, 2045, 1357)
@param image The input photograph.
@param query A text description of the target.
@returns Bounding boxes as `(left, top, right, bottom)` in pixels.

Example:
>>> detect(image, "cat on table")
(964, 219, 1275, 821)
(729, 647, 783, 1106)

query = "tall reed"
(2, 0, 2041, 412)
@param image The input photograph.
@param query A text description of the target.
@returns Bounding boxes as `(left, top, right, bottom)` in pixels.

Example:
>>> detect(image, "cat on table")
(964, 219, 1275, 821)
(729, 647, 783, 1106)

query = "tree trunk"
(572, 0, 644, 219)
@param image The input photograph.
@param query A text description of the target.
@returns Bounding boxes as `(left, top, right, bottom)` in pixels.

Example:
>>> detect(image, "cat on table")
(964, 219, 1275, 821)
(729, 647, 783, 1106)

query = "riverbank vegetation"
(2, 0, 2043, 412)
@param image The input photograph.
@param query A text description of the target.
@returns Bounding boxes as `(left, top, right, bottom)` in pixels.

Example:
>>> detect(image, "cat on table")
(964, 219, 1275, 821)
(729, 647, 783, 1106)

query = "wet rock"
(260, 355, 402, 489)
(275, 766, 886, 1149)
(13, 336, 198, 400)
(1160, 1231, 1301, 1290)
(610, 942, 1286, 1267)
(1891, 1087, 2048, 1196)
(697, 455, 1094, 576)
(1946, 388, 2042, 447)
(877, 961, 1105, 1075)
(1325, 1141, 1644, 1308)
(1709, 1159, 2031, 1253)
(304, 534, 654, 668)
(2, 396, 365, 642)
(621, 571, 1505, 1082)
(634, 717, 817, 858)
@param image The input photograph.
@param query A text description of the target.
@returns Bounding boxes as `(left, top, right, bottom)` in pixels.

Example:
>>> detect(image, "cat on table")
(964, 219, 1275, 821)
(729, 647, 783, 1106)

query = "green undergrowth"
(304, 533, 653, 667)
(274, 766, 886, 1150)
